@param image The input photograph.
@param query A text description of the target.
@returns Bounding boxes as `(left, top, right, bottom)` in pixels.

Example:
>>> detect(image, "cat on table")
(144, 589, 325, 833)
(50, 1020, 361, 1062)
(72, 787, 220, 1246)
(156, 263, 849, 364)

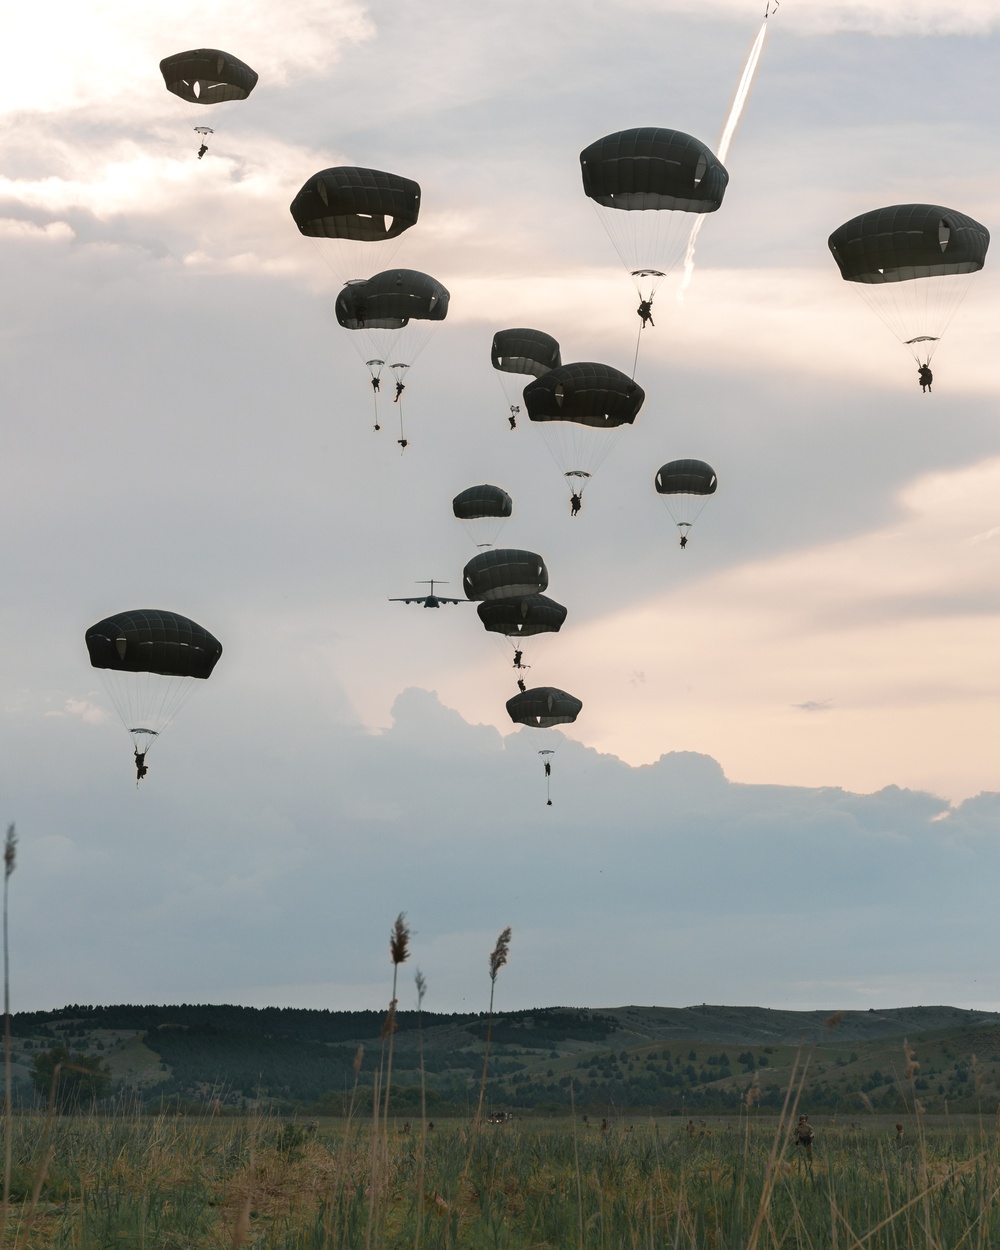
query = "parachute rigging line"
(631, 319, 644, 380)
(678, 11, 773, 300)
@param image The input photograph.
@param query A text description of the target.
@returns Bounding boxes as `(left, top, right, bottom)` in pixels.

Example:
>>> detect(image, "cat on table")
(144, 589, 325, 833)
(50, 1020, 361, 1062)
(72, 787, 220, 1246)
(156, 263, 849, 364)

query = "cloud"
(484, 456, 1000, 799)
(1, 0, 373, 116)
(6, 686, 1000, 1013)
(629, 0, 1000, 36)
(63, 698, 111, 726)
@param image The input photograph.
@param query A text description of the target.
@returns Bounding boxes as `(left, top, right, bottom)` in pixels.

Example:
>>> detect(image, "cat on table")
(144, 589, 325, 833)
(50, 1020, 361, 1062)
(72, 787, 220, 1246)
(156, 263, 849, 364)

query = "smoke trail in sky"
(678, 5, 776, 299)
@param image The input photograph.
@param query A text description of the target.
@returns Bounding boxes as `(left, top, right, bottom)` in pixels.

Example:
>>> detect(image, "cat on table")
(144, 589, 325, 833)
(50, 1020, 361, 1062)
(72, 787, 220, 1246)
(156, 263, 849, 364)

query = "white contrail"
(678, 7, 775, 300)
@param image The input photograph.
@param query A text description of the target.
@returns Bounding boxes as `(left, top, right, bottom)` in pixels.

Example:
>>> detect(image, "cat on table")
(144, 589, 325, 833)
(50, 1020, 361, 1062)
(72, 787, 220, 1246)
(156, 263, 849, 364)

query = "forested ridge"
(9, 1003, 1000, 1116)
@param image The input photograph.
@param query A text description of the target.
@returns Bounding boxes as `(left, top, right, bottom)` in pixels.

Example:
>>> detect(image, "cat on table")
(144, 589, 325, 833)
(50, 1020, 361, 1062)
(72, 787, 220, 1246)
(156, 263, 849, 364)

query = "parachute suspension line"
(98, 670, 199, 753)
(852, 270, 977, 364)
(396, 390, 407, 450)
(588, 204, 680, 299)
(631, 320, 644, 381)
(678, 13, 771, 300)
(532, 421, 622, 498)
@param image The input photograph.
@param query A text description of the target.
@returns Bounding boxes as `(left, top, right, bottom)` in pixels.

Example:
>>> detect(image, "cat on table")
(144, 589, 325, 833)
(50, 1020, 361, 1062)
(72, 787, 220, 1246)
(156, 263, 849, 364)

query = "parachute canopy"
(580, 127, 728, 214)
(463, 549, 548, 602)
(506, 686, 583, 728)
(289, 167, 421, 242)
(335, 270, 449, 329)
(828, 205, 989, 284)
(452, 484, 513, 521)
(477, 594, 567, 638)
(828, 204, 989, 363)
(491, 329, 562, 380)
(524, 363, 644, 428)
(86, 610, 222, 678)
(655, 459, 718, 497)
(159, 49, 258, 104)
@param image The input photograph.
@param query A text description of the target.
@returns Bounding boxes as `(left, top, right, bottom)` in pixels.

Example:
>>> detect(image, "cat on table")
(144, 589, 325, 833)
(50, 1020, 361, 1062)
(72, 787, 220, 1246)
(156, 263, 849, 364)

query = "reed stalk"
(0, 824, 15, 1250)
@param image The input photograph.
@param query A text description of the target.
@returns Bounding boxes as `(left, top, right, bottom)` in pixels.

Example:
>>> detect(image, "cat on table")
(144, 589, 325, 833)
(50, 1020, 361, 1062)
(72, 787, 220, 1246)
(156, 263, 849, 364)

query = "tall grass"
(2, 1108, 1000, 1248)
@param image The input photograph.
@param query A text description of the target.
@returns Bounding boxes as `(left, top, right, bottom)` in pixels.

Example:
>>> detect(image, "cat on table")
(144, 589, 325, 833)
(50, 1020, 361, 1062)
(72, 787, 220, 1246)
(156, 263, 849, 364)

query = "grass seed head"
(489, 927, 512, 983)
(390, 913, 410, 967)
(4, 823, 15, 879)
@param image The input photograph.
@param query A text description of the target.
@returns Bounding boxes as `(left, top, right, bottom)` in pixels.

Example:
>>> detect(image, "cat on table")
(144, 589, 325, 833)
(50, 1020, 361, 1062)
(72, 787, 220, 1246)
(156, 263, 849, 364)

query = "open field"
(2, 1108, 1000, 1248)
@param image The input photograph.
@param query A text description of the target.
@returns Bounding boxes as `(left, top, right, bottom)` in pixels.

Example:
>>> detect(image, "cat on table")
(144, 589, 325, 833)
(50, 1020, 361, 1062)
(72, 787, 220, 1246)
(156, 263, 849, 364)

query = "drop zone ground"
(3, 1109, 999, 1247)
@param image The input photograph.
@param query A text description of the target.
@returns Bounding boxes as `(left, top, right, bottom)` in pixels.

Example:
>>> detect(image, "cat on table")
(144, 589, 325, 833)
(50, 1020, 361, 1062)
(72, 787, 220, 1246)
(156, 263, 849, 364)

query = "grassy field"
(1, 1106, 1000, 1248)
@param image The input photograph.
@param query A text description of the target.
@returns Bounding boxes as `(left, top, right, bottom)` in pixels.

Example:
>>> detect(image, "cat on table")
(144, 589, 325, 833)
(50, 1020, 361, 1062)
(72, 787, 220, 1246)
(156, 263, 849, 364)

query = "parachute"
(463, 550, 548, 602)
(506, 686, 582, 806)
(523, 363, 645, 496)
(289, 167, 421, 280)
(580, 127, 728, 302)
(655, 459, 718, 540)
(452, 484, 513, 549)
(336, 269, 448, 389)
(85, 609, 222, 756)
(159, 49, 258, 104)
(828, 204, 989, 366)
(506, 687, 582, 728)
(478, 594, 566, 672)
(336, 269, 449, 438)
(159, 50, 257, 156)
(477, 594, 567, 639)
(491, 328, 561, 426)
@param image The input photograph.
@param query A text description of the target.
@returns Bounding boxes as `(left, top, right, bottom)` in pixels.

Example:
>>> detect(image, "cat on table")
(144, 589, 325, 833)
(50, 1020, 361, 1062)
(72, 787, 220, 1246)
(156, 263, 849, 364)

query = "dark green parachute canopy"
(159, 49, 258, 104)
(336, 270, 450, 329)
(477, 595, 567, 638)
(506, 687, 583, 728)
(452, 484, 513, 521)
(289, 168, 421, 242)
(524, 363, 644, 428)
(829, 205, 989, 284)
(580, 128, 728, 214)
(86, 610, 222, 679)
(655, 460, 718, 496)
(491, 329, 562, 379)
(463, 549, 548, 601)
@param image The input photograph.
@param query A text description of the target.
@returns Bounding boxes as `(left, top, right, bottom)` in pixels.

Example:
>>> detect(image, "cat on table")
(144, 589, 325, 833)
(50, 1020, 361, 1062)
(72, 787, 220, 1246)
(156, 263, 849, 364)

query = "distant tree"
(30, 1047, 112, 1109)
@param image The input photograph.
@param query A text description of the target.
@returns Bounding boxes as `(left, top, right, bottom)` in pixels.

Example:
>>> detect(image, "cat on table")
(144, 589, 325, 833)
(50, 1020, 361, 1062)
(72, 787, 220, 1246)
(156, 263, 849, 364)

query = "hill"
(9, 1002, 1000, 1116)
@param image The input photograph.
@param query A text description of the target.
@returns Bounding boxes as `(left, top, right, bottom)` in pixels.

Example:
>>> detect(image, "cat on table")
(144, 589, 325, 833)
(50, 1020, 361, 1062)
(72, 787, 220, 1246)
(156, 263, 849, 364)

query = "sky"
(2, 0, 1000, 1016)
